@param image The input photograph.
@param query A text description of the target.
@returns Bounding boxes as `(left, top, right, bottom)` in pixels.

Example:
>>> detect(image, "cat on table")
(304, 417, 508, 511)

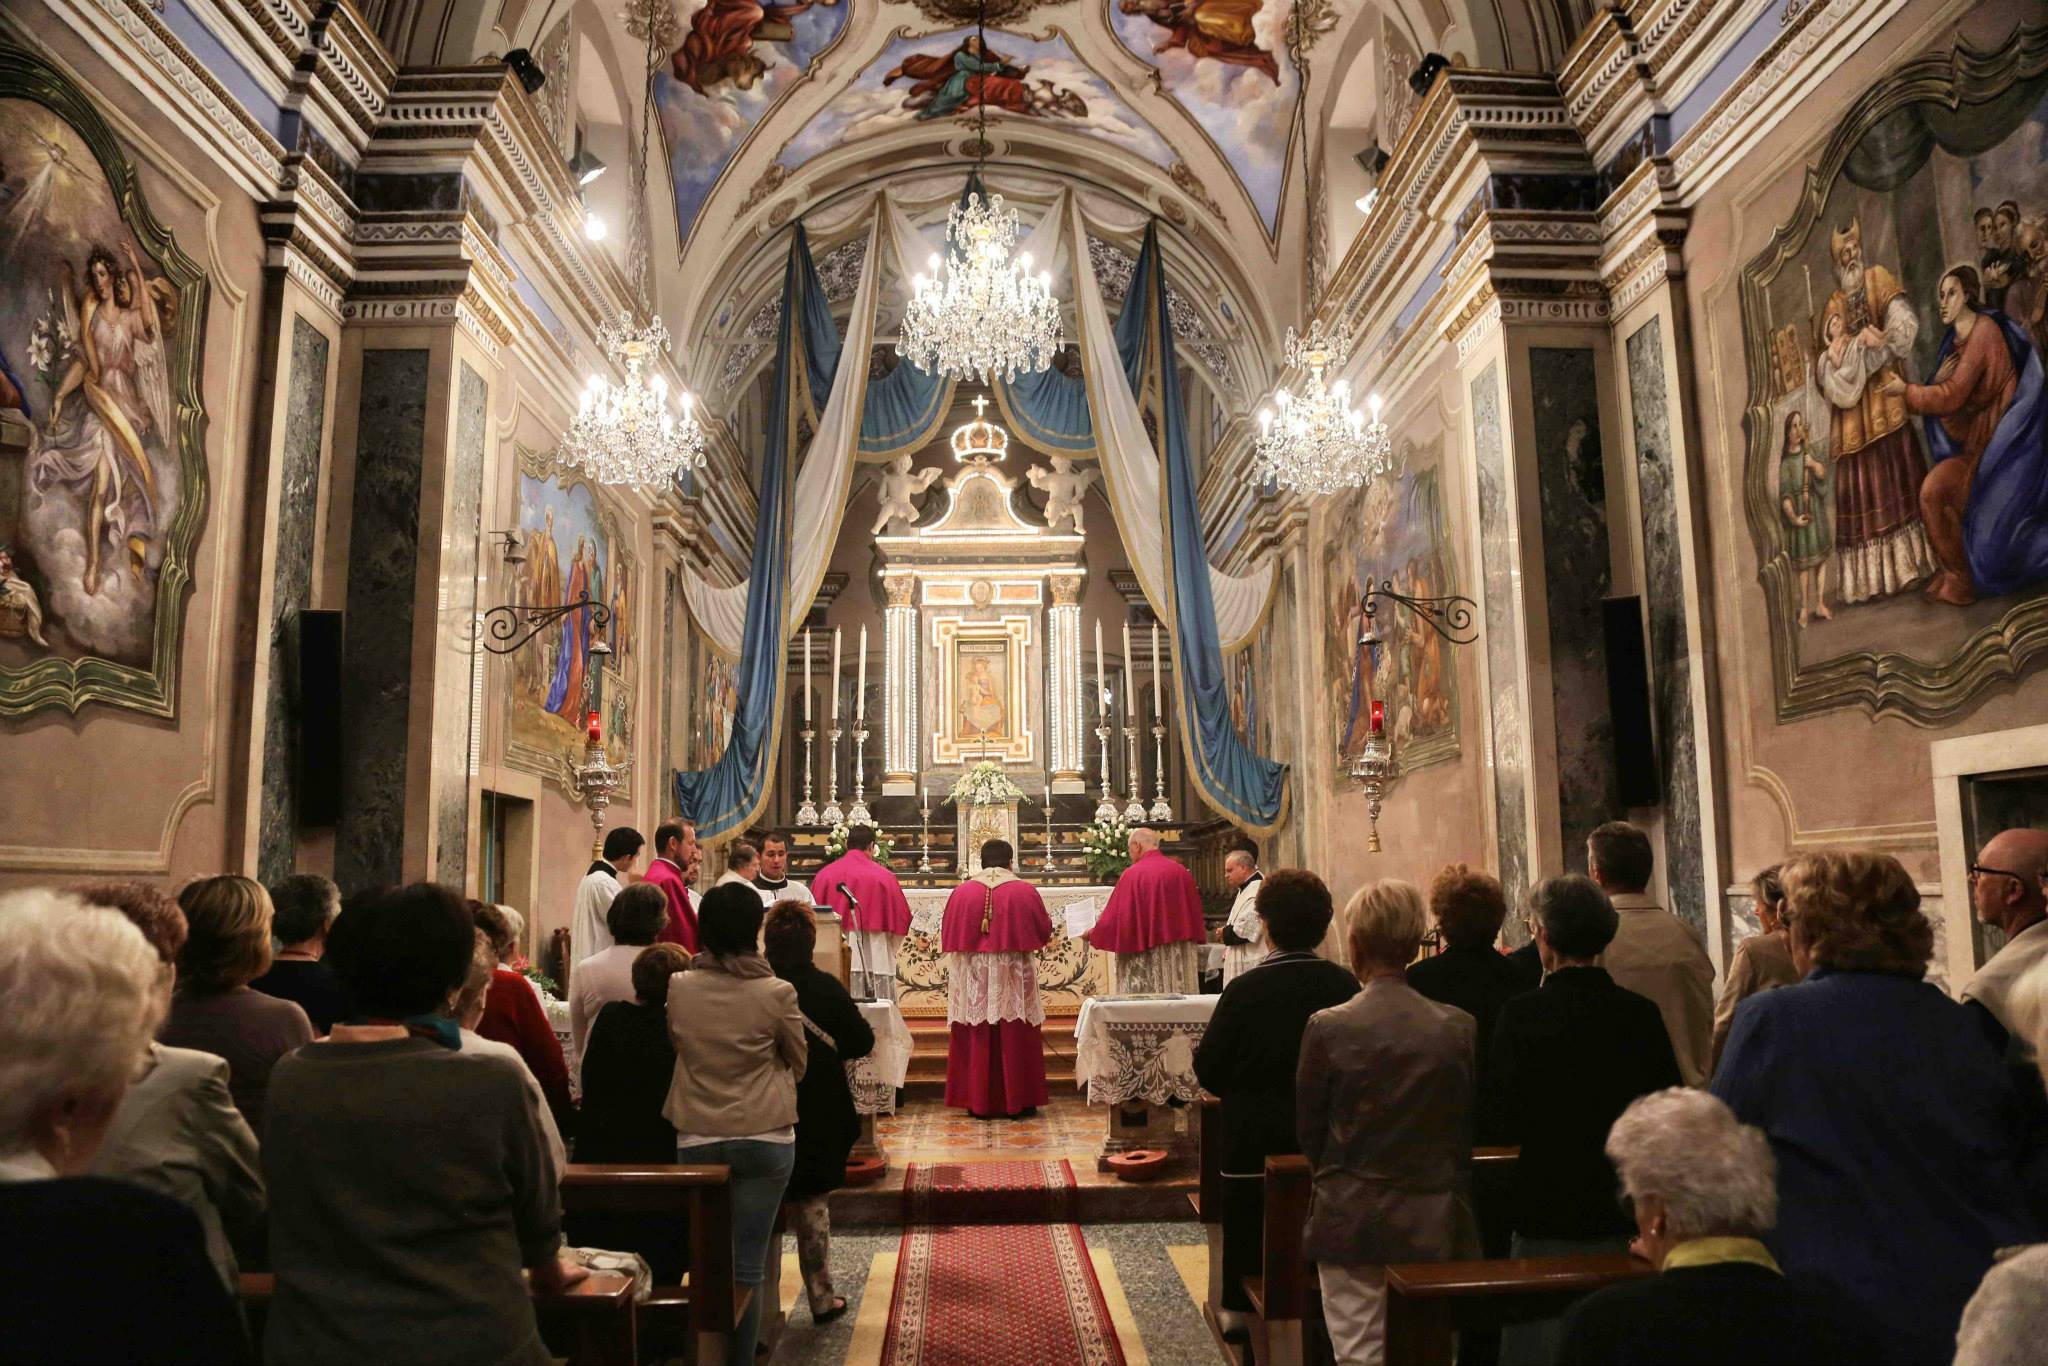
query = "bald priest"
(1084, 827, 1206, 994)
(942, 840, 1055, 1119)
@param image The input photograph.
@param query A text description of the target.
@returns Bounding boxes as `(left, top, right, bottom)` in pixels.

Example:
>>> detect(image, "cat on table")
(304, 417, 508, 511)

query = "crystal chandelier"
(898, 191, 1062, 383)
(894, 0, 1061, 382)
(562, 313, 706, 485)
(1253, 320, 1392, 497)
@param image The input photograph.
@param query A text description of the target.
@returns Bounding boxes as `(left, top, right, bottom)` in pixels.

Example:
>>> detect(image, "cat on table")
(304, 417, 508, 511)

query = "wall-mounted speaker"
(1602, 596, 1660, 808)
(294, 609, 344, 827)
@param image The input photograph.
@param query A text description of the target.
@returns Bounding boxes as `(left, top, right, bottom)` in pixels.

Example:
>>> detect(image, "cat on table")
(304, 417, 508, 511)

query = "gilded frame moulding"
(0, 41, 211, 721)
(1737, 29, 2048, 726)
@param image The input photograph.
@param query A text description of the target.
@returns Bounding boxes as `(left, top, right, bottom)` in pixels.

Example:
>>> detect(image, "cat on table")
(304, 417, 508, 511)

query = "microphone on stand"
(839, 881, 876, 1003)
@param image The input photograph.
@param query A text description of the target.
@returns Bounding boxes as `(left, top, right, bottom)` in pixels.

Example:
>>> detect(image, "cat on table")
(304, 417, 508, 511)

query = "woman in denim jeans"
(663, 883, 807, 1365)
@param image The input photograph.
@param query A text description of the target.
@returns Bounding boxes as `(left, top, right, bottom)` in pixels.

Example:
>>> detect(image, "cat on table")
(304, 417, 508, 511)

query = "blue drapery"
(995, 365, 1093, 454)
(860, 360, 952, 457)
(674, 228, 829, 835)
(1129, 223, 1289, 831)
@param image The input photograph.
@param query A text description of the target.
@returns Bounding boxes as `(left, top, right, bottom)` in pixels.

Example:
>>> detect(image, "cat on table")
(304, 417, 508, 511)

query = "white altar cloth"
(1072, 994, 1218, 1106)
(848, 999, 913, 1116)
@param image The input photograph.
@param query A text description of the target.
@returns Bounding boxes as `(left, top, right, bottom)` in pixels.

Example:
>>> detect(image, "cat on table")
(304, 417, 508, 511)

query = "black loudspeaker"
(295, 609, 344, 827)
(1602, 596, 1660, 808)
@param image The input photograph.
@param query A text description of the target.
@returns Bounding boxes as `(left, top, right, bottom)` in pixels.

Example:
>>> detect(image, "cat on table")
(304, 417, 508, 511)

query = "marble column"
(1047, 571, 1087, 792)
(881, 571, 919, 795)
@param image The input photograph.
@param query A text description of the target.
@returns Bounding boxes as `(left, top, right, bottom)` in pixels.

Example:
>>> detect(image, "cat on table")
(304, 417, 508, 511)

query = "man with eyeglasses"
(1962, 828, 2048, 1056)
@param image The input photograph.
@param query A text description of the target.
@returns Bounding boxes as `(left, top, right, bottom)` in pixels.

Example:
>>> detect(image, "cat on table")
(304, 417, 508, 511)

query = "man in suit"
(1192, 869, 1360, 1334)
(1482, 873, 1682, 1364)
(1590, 821, 1715, 1086)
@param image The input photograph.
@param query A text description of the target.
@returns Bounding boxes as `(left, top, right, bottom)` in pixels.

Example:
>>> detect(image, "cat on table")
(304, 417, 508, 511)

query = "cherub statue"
(871, 454, 942, 535)
(1025, 455, 1100, 534)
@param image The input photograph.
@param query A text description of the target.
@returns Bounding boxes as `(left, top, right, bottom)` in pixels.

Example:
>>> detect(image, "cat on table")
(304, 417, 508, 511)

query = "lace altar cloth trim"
(945, 951, 1047, 1027)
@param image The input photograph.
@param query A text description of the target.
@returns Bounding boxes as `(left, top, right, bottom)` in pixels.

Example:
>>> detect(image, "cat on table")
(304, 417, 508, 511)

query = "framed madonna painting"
(1740, 32, 2048, 722)
(0, 43, 208, 719)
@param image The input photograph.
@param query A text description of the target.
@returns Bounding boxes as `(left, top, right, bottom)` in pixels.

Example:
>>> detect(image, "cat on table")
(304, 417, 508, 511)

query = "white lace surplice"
(945, 950, 1044, 1027)
(1111, 941, 1200, 996)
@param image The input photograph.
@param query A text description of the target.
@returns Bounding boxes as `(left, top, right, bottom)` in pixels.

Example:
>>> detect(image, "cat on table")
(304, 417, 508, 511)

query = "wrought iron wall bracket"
(472, 599, 614, 655)
(1360, 579, 1480, 646)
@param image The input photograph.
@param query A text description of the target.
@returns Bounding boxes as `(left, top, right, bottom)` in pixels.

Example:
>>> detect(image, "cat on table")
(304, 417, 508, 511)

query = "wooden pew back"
(560, 1163, 740, 1366)
(238, 1271, 639, 1365)
(1383, 1254, 1652, 1366)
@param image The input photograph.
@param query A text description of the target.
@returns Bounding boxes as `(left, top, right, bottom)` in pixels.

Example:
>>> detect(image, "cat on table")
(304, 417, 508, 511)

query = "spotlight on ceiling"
(503, 48, 546, 95)
(1354, 188, 1381, 216)
(1408, 52, 1449, 97)
(1353, 144, 1390, 179)
(569, 147, 607, 187)
(584, 213, 607, 242)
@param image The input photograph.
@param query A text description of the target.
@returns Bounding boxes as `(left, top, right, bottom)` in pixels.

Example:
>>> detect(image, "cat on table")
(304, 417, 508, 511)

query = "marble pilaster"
(1468, 360, 1533, 912)
(432, 361, 489, 888)
(881, 572, 919, 794)
(1048, 571, 1087, 792)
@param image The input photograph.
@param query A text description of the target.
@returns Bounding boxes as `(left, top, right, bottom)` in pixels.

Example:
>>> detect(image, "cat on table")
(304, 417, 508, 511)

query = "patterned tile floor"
(873, 1096, 1196, 1186)
(767, 1221, 1217, 1366)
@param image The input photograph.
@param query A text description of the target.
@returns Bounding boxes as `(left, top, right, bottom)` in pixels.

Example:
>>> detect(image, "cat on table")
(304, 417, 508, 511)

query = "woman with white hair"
(0, 889, 249, 1363)
(1956, 955, 2048, 1366)
(1295, 878, 1477, 1366)
(1555, 1088, 1866, 1364)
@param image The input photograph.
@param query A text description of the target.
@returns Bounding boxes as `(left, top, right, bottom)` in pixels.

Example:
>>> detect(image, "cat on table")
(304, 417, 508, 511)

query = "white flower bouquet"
(949, 759, 1025, 807)
(1081, 816, 1132, 881)
(825, 822, 896, 863)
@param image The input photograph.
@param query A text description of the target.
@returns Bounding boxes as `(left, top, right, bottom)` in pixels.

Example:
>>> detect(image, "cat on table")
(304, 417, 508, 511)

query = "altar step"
(899, 1011, 1080, 1092)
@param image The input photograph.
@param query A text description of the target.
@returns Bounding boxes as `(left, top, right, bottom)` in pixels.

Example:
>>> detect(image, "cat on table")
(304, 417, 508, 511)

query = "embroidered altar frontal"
(897, 886, 1115, 1018)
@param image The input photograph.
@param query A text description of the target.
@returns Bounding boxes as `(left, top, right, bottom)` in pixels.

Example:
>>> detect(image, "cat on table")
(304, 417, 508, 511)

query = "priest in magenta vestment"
(813, 825, 913, 1000)
(942, 840, 1054, 1118)
(1085, 828, 1206, 994)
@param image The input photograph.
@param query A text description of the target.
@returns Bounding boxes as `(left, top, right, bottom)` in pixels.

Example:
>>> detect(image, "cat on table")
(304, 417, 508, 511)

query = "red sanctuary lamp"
(587, 710, 603, 743)
(1369, 699, 1385, 734)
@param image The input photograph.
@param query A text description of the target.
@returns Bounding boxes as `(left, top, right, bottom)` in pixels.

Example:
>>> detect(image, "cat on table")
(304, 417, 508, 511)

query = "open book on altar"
(1061, 898, 1101, 940)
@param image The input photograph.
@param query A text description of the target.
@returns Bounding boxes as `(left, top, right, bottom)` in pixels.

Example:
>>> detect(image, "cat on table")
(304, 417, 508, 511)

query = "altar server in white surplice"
(1219, 846, 1267, 985)
(572, 826, 645, 966)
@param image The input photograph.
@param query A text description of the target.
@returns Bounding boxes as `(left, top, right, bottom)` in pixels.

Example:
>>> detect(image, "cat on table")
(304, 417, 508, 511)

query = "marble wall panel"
(258, 317, 329, 883)
(662, 566, 676, 814)
(434, 361, 489, 888)
(1627, 318, 1707, 933)
(335, 349, 428, 894)
(1531, 346, 1621, 873)
(1472, 362, 1530, 914)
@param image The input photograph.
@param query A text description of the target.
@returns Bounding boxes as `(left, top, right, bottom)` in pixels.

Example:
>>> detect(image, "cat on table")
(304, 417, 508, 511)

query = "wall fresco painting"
(777, 27, 1175, 172)
(0, 71, 208, 718)
(1741, 50, 2048, 721)
(510, 454, 632, 782)
(1108, 0, 1298, 233)
(656, 0, 851, 248)
(1320, 436, 1460, 788)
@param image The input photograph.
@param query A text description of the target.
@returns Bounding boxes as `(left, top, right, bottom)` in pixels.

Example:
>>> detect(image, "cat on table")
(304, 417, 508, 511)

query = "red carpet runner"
(880, 1161, 1127, 1366)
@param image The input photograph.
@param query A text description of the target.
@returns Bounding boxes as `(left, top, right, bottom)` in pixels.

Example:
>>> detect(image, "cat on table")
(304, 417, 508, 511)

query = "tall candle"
(1094, 619, 1106, 717)
(803, 629, 812, 722)
(1122, 622, 1134, 722)
(1150, 623, 1162, 716)
(856, 625, 868, 722)
(831, 627, 842, 720)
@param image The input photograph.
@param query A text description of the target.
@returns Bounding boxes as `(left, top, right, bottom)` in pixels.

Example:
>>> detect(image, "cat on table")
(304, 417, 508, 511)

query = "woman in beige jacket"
(664, 883, 807, 1366)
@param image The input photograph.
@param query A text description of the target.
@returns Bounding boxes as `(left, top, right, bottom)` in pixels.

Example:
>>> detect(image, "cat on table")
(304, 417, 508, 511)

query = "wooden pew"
(1241, 1154, 1313, 1366)
(238, 1270, 639, 1365)
(1382, 1254, 1653, 1365)
(559, 1163, 741, 1366)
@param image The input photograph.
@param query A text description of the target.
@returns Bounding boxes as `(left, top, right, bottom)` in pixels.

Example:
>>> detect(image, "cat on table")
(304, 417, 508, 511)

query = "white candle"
(856, 625, 868, 722)
(831, 627, 842, 720)
(1122, 622, 1134, 721)
(1151, 622, 1162, 716)
(1094, 619, 1106, 717)
(803, 629, 812, 722)
(1122, 667, 1132, 724)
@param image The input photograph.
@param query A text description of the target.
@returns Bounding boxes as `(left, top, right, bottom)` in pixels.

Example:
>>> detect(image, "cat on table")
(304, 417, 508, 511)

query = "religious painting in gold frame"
(952, 636, 1013, 746)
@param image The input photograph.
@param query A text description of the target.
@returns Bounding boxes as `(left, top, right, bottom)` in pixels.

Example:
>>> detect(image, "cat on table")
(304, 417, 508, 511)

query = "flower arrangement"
(949, 759, 1025, 807)
(825, 822, 896, 863)
(1081, 816, 1132, 882)
(521, 964, 561, 999)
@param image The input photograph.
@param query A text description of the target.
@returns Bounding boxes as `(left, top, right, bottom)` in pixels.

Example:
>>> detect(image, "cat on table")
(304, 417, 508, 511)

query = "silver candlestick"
(1042, 794, 1057, 874)
(1348, 729, 1397, 853)
(917, 796, 934, 874)
(1121, 723, 1147, 823)
(797, 728, 819, 826)
(1094, 722, 1117, 823)
(821, 727, 844, 827)
(1149, 723, 1173, 822)
(847, 725, 873, 826)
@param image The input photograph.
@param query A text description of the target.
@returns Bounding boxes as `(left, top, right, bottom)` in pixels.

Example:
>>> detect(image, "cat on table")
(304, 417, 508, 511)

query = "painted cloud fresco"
(655, 0, 851, 248)
(1109, 0, 1299, 233)
(777, 27, 1175, 172)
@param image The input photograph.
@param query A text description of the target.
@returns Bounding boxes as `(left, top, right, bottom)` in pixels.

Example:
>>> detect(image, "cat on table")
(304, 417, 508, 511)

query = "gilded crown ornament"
(950, 395, 1010, 463)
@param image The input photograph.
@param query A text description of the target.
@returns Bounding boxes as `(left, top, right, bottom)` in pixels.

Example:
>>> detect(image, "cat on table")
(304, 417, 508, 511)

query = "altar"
(889, 884, 1116, 1017)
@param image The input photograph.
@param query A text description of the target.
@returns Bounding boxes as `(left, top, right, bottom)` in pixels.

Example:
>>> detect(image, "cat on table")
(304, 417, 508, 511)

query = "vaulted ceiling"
(394, 0, 1580, 416)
